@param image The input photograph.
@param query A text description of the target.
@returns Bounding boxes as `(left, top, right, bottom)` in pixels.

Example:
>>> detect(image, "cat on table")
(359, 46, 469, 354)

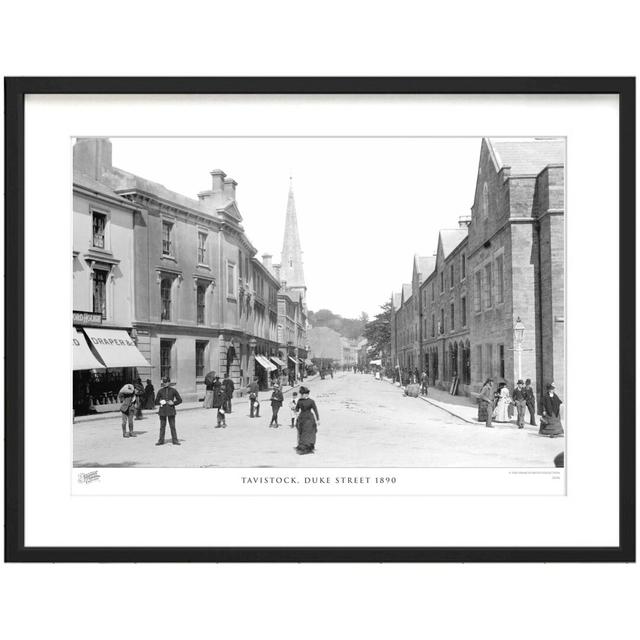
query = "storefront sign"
(73, 310, 103, 325)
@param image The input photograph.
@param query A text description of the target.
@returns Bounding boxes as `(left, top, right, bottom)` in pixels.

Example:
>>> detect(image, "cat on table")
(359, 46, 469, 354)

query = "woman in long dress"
(493, 382, 511, 422)
(539, 382, 564, 437)
(295, 386, 320, 455)
(143, 379, 155, 410)
(203, 372, 215, 409)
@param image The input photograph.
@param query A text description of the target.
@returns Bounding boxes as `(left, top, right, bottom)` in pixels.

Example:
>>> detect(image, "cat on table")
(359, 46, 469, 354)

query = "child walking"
(289, 392, 299, 428)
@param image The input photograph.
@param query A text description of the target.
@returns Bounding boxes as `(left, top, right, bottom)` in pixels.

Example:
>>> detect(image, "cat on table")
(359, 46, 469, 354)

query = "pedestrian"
(143, 378, 155, 410)
(289, 391, 299, 428)
(269, 382, 284, 427)
(223, 373, 235, 413)
(420, 371, 429, 396)
(295, 386, 320, 455)
(118, 383, 137, 438)
(288, 368, 295, 387)
(512, 379, 527, 429)
(212, 377, 227, 428)
(539, 382, 564, 438)
(203, 371, 216, 409)
(524, 378, 537, 426)
(493, 382, 511, 422)
(247, 377, 260, 418)
(154, 376, 182, 445)
(328, 365, 334, 379)
(478, 378, 494, 428)
(133, 377, 145, 420)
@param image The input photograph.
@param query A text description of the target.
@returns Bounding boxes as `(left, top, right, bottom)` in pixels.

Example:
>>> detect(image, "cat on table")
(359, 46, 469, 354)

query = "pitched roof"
(439, 229, 468, 258)
(416, 255, 436, 278)
(73, 170, 135, 206)
(487, 138, 565, 176)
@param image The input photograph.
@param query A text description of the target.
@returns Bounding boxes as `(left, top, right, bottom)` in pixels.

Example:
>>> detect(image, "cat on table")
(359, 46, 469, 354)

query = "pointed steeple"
(280, 178, 306, 293)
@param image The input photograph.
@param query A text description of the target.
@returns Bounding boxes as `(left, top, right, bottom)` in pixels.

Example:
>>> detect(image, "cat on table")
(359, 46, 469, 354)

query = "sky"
(111, 137, 482, 318)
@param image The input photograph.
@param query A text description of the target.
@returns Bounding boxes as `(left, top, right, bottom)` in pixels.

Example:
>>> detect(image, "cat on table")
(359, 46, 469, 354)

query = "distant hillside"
(307, 308, 368, 341)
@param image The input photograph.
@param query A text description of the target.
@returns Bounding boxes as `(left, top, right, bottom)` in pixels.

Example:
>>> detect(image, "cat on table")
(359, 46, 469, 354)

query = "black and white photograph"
(6, 77, 632, 561)
(72, 135, 566, 472)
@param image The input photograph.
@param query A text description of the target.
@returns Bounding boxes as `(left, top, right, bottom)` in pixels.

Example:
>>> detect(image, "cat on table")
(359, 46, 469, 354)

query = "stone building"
(391, 137, 565, 402)
(72, 158, 150, 414)
(393, 283, 415, 371)
(419, 228, 471, 392)
(467, 137, 565, 400)
(73, 138, 281, 404)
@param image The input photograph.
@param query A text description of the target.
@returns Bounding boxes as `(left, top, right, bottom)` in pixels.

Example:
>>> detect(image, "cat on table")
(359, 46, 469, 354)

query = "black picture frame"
(4, 77, 635, 563)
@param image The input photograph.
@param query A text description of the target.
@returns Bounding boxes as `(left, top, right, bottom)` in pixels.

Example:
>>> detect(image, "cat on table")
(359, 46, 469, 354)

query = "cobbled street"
(74, 373, 563, 468)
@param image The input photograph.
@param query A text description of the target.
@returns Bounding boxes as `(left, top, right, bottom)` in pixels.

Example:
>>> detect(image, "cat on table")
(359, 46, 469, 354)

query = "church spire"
(280, 178, 306, 292)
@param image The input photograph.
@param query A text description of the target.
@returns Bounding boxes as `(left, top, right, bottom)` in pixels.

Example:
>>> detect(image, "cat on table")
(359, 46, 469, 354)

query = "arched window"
(160, 278, 172, 321)
(482, 182, 489, 219)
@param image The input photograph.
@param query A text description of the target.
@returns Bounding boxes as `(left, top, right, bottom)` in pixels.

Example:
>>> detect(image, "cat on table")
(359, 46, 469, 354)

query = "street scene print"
(73, 137, 565, 468)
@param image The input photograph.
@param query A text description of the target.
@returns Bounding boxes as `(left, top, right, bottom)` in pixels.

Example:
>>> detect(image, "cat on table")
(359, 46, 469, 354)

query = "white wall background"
(1, 2, 638, 640)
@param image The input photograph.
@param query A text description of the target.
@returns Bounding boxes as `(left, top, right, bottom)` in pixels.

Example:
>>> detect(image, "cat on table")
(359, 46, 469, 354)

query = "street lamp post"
(514, 316, 525, 381)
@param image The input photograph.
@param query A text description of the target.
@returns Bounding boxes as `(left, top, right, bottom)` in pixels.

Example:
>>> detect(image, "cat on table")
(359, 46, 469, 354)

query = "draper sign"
(90, 336, 135, 347)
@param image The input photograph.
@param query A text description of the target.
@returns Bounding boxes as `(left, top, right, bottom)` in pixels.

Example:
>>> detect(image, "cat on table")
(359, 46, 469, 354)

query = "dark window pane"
(161, 279, 172, 321)
(93, 270, 107, 319)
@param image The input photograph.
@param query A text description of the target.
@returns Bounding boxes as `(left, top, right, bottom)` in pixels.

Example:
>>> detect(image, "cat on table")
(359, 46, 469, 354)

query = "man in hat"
(268, 382, 284, 428)
(222, 373, 235, 414)
(212, 376, 227, 428)
(512, 379, 527, 429)
(524, 378, 537, 426)
(117, 384, 137, 438)
(154, 376, 183, 445)
(247, 376, 260, 418)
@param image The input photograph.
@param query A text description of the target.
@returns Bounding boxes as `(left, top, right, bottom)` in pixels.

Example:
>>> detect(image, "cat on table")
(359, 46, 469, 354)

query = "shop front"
(73, 316, 151, 415)
(254, 354, 277, 390)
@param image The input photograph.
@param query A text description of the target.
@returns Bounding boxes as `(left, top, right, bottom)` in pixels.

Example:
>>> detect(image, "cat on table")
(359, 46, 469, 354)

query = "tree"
(308, 308, 367, 340)
(363, 301, 392, 360)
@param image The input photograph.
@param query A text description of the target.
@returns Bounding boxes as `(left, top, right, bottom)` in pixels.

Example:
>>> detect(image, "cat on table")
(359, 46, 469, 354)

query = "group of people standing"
(247, 378, 320, 453)
(319, 365, 334, 380)
(116, 369, 322, 455)
(203, 373, 235, 428)
(477, 378, 564, 437)
(117, 377, 182, 444)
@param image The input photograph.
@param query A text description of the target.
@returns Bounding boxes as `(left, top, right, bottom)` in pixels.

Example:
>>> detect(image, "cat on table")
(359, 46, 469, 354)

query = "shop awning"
(270, 356, 286, 367)
(82, 328, 151, 368)
(288, 356, 298, 365)
(255, 355, 277, 372)
(73, 328, 105, 370)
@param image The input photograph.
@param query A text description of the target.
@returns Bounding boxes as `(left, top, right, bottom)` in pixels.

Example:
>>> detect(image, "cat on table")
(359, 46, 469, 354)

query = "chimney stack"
(262, 253, 273, 273)
(199, 169, 228, 208)
(223, 177, 238, 201)
(458, 215, 472, 228)
(210, 169, 226, 194)
(273, 264, 281, 282)
(73, 137, 113, 180)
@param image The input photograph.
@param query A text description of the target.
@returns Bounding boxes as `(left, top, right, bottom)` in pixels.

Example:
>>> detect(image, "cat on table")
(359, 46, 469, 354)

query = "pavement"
(74, 372, 564, 468)
(74, 375, 319, 424)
